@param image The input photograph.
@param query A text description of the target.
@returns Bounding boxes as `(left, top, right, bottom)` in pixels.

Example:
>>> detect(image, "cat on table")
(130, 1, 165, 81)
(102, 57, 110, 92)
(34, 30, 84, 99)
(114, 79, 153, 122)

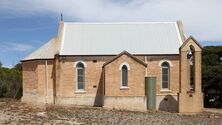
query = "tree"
(0, 62, 22, 99)
(202, 46, 222, 107)
(13, 63, 22, 71)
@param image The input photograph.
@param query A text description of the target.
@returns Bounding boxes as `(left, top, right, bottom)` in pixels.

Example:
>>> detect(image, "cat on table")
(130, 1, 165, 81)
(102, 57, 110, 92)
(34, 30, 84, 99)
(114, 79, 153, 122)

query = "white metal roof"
(60, 22, 182, 55)
(22, 38, 57, 61)
(23, 22, 183, 61)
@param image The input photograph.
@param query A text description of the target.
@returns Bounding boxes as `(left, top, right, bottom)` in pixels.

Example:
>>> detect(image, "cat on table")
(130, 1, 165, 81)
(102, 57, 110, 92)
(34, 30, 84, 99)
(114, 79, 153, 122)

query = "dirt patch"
(0, 101, 222, 125)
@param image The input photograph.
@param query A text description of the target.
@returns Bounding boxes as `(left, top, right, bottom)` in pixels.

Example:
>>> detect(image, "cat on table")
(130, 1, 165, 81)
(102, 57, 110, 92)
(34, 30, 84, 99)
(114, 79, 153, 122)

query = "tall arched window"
(121, 65, 128, 87)
(161, 62, 170, 89)
(76, 62, 85, 91)
(188, 46, 195, 91)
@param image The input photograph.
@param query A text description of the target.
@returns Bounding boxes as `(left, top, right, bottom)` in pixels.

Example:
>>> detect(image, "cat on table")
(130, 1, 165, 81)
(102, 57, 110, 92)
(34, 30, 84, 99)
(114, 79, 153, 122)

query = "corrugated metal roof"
(60, 22, 182, 55)
(22, 38, 57, 61)
(22, 22, 183, 61)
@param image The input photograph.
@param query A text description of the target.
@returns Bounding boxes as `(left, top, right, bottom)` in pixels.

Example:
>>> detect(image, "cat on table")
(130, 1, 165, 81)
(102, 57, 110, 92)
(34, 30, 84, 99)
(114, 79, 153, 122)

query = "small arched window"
(161, 62, 170, 89)
(76, 62, 85, 91)
(121, 65, 128, 87)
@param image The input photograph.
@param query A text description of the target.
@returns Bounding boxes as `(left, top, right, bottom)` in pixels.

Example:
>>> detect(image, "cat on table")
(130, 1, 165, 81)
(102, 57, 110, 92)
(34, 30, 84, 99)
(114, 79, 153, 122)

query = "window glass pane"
(77, 63, 85, 90)
(78, 82, 83, 89)
(122, 73, 127, 86)
(122, 65, 128, 87)
(78, 76, 83, 82)
(162, 62, 169, 67)
(162, 68, 168, 74)
(162, 75, 168, 82)
(77, 63, 84, 68)
(78, 69, 83, 75)
(162, 81, 168, 88)
(162, 62, 169, 89)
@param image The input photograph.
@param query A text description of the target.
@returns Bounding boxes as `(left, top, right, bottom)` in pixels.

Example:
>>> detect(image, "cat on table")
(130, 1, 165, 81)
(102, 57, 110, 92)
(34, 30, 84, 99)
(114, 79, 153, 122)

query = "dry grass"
(0, 99, 222, 125)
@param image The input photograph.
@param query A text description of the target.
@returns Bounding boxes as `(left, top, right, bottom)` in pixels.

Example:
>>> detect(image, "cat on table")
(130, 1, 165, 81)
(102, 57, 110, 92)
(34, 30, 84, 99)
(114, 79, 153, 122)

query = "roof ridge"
(103, 51, 147, 67)
(63, 22, 177, 25)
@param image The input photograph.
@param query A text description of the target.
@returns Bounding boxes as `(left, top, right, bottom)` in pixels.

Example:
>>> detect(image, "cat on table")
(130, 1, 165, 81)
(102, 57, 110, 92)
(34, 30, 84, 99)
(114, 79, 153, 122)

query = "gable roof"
(60, 22, 183, 55)
(22, 37, 57, 61)
(22, 22, 184, 61)
(103, 51, 147, 67)
(180, 36, 202, 50)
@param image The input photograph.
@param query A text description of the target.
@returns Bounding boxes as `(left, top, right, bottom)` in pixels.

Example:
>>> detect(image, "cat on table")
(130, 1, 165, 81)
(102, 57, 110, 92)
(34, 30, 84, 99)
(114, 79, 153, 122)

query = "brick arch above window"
(73, 61, 87, 68)
(119, 62, 130, 70)
(158, 60, 173, 67)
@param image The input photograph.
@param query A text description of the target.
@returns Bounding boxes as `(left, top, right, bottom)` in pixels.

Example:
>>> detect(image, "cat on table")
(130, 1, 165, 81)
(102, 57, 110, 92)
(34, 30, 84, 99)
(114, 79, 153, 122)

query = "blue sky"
(0, 15, 59, 67)
(0, 0, 222, 67)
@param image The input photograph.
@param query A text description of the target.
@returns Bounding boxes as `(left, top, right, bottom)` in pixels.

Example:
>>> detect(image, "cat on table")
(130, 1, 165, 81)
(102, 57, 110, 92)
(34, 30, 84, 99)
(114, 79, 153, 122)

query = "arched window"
(76, 62, 85, 91)
(121, 65, 128, 87)
(188, 46, 195, 91)
(161, 62, 170, 89)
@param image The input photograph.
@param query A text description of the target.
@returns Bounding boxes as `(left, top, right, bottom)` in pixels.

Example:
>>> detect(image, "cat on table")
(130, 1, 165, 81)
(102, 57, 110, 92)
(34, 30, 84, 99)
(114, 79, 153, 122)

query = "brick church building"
(21, 21, 203, 113)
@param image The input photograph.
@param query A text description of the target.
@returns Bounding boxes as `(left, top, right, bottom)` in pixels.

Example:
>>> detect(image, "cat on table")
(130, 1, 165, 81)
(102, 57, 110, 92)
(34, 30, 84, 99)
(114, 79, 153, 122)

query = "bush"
(0, 63, 22, 99)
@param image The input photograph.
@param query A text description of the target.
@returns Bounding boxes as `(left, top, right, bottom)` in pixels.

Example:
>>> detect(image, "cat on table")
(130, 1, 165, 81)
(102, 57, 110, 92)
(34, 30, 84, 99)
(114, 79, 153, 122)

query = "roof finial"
(60, 13, 63, 21)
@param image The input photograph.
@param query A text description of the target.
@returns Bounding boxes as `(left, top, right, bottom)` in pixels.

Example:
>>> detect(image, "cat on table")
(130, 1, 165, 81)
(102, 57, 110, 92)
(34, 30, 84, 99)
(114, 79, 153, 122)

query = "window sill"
(75, 90, 86, 94)
(160, 89, 172, 93)
(187, 90, 195, 94)
(120, 86, 129, 90)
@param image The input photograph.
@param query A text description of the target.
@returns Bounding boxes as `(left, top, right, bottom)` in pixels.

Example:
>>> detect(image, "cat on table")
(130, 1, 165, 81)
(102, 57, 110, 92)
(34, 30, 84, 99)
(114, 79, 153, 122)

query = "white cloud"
(1, 42, 33, 52)
(1, 0, 222, 42)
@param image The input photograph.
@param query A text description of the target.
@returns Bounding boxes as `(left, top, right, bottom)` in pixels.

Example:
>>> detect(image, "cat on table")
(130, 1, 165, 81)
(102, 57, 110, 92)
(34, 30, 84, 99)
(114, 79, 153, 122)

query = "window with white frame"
(76, 62, 85, 91)
(121, 65, 128, 87)
(161, 62, 170, 89)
